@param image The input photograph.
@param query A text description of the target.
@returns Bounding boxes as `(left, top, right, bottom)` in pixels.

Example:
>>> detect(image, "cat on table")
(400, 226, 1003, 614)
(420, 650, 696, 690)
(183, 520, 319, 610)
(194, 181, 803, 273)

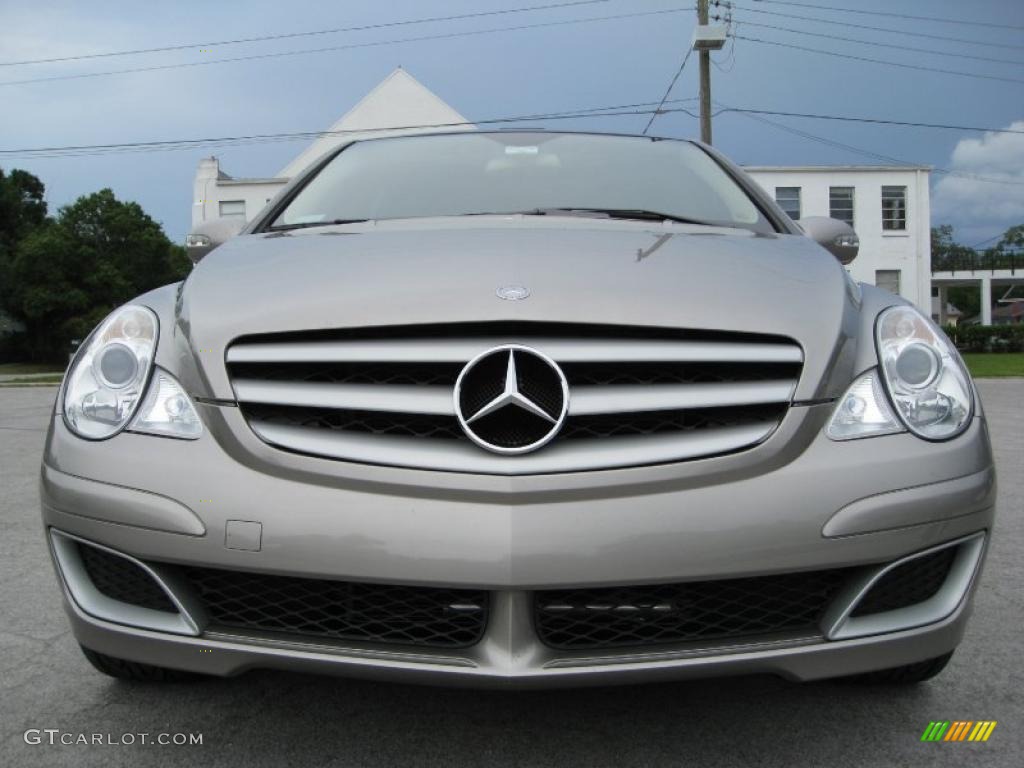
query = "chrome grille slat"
(233, 379, 455, 416)
(249, 420, 776, 475)
(231, 379, 797, 417)
(568, 380, 797, 416)
(227, 326, 803, 474)
(227, 338, 804, 365)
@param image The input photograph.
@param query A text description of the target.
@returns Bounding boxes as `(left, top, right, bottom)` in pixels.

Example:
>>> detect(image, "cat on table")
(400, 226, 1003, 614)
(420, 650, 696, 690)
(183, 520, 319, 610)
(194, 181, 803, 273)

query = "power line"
(730, 3, 1024, 51)
(6, 100, 1020, 159)
(0, 7, 694, 88)
(730, 19, 1024, 67)
(0, 0, 610, 67)
(0, 100, 701, 159)
(731, 34, 1024, 85)
(717, 108, 1024, 135)
(722, 106, 1024, 187)
(970, 233, 1005, 249)
(745, 0, 1024, 32)
(643, 48, 695, 135)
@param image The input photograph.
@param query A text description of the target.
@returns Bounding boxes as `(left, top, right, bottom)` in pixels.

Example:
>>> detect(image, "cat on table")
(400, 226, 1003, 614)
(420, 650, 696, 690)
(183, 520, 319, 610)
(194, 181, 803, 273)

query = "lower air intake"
(183, 567, 488, 649)
(77, 542, 178, 613)
(535, 568, 856, 651)
(851, 547, 957, 617)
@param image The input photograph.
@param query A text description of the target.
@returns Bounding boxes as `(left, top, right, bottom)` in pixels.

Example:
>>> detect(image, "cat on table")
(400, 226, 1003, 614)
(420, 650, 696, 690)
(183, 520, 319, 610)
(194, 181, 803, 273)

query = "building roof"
(277, 68, 472, 178)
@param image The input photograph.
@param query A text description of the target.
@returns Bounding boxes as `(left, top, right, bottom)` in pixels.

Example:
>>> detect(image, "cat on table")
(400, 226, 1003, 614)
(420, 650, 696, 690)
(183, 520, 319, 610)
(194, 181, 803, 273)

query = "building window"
(881, 186, 907, 231)
(875, 269, 901, 296)
(829, 187, 854, 227)
(219, 200, 246, 219)
(775, 187, 801, 220)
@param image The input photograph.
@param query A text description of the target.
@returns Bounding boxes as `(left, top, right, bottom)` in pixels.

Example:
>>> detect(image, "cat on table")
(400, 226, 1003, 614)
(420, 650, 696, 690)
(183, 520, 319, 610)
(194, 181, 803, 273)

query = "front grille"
(535, 568, 855, 651)
(183, 567, 488, 648)
(227, 322, 803, 474)
(77, 543, 178, 613)
(851, 548, 956, 617)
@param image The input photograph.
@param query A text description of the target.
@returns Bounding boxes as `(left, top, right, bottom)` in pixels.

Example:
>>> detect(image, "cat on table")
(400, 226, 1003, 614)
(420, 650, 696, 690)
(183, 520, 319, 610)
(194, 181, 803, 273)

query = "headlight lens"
(64, 305, 157, 439)
(129, 368, 202, 439)
(826, 369, 904, 440)
(876, 305, 973, 440)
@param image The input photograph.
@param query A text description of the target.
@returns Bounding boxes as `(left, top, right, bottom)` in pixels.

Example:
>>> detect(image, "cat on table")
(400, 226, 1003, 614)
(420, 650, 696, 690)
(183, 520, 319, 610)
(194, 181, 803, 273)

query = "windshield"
(269, 132, 773, 232)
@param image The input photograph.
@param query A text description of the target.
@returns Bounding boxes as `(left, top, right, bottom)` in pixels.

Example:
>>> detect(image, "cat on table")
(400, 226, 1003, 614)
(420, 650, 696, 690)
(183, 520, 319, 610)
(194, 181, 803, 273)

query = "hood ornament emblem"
(496, 285, 530, 301)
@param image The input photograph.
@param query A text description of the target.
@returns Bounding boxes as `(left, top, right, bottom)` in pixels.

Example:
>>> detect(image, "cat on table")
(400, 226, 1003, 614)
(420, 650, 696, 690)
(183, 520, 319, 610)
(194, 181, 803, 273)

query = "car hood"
(175, 218, 859, 401)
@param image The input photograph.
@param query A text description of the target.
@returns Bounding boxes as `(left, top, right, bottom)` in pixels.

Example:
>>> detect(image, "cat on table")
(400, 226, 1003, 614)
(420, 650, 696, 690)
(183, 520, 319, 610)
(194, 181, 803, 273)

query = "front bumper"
(57, 572, 979, 689)
(41, 401, 997, 686)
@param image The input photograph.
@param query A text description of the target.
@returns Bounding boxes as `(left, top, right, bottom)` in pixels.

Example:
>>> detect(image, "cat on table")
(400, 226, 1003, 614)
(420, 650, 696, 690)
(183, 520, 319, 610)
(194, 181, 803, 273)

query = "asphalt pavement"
(1, 382, 1021, 768)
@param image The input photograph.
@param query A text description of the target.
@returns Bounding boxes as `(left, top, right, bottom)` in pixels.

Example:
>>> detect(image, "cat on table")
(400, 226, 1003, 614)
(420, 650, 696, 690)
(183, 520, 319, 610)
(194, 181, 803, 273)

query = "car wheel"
(79, 645, 204, 682)
(848, 651, 954, 685)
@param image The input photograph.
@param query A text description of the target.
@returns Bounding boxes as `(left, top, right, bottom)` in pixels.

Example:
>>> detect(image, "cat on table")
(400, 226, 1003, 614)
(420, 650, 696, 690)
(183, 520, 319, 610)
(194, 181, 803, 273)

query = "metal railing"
(932, 254, 1021, 275)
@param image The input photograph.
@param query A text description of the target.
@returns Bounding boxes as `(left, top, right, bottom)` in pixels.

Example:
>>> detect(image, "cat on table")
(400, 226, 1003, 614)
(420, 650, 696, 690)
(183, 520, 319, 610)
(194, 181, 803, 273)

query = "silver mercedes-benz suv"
(42, 131, 995, 687)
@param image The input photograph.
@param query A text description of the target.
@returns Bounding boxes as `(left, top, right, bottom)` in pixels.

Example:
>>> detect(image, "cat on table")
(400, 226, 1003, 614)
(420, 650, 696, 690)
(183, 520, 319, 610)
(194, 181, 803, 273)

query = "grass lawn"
(962, 353, 1024, 379)
(0, 362, 66, 375)
(0, 374, 64, 386)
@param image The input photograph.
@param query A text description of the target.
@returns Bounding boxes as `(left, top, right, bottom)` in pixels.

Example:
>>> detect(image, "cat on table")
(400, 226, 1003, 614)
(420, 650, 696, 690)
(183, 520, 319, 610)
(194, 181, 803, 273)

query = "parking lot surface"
(1, 382, 1020, 767)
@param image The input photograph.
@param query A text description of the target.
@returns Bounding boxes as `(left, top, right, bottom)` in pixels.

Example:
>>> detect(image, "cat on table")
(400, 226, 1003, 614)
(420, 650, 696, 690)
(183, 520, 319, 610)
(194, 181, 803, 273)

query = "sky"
(0, 0, 1022, 247)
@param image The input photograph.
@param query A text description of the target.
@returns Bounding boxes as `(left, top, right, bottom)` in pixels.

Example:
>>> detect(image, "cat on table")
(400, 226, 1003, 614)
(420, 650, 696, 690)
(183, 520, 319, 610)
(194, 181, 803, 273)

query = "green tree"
(3, 188, 189, 361)
(0, 168, 47, 256)
(930, 225, 977, 265)
(995, 224, 1024, 254)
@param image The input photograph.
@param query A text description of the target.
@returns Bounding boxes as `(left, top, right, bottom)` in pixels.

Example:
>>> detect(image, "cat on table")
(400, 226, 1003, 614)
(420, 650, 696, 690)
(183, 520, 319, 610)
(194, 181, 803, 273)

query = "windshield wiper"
(268, 218, 370, 232)
(532, 208, 714, 226)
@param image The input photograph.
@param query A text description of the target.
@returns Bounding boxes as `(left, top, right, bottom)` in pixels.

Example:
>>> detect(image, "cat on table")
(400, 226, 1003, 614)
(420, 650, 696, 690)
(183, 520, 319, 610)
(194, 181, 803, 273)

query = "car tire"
(848, 651, 954, 685)
(79, 645, 203, 683)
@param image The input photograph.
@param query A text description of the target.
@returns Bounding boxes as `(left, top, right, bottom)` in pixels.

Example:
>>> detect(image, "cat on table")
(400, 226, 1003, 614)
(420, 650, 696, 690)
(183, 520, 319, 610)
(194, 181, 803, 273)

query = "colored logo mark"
(921, 721, 997, 742)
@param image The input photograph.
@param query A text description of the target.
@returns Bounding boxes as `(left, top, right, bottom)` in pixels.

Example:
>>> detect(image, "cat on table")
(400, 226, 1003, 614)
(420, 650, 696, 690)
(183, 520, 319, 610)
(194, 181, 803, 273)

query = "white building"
(192, 68, 471, 229)
(745, 166, 932, 311)
(192, 70, 932, 313)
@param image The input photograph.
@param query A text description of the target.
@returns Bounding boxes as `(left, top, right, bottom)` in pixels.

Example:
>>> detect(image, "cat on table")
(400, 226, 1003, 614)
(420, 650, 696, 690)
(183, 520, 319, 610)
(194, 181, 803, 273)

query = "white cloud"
(932, 121, 1024, 241)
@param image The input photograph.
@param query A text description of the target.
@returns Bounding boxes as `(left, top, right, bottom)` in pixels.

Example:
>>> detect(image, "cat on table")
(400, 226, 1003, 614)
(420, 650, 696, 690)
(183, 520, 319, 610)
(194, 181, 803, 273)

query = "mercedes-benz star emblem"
(454, 345, 569, 455)
(496, 285, 530, 301)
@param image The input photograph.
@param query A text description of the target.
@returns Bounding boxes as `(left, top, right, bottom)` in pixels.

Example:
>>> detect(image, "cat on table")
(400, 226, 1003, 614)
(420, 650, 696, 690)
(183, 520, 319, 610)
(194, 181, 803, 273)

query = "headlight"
(876, 305, 973, 440)
(64, 305, 158, 439)
(64, 305, 203, 440)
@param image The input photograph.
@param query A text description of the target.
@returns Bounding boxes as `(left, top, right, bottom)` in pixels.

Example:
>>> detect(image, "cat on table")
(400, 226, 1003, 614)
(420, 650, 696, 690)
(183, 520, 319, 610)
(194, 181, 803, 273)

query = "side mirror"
(185, 217, 246, 263)
(800, 216, 859, 265)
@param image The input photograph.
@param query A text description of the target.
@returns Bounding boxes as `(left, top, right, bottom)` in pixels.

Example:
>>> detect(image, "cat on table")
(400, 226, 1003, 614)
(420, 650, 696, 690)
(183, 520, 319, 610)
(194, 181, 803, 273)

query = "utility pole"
(698, 0, 713, 144)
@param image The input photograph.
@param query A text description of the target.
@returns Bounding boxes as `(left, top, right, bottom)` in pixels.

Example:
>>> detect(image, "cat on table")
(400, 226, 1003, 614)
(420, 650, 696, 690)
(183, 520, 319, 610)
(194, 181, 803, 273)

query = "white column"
(980, 276, 993, 325)
(938, 285, 948, 325)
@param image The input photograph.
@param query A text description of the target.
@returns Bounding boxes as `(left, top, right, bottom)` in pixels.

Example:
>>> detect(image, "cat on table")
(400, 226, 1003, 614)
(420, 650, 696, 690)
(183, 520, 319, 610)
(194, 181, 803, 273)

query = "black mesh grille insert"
(244, 404, 465, 440)
(183, 567, 488, 648)
(560, 404, 786, 440)
(851, 547, 957, 617)
(535, 569, 856, 650)
(77, 543, 178, 613)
